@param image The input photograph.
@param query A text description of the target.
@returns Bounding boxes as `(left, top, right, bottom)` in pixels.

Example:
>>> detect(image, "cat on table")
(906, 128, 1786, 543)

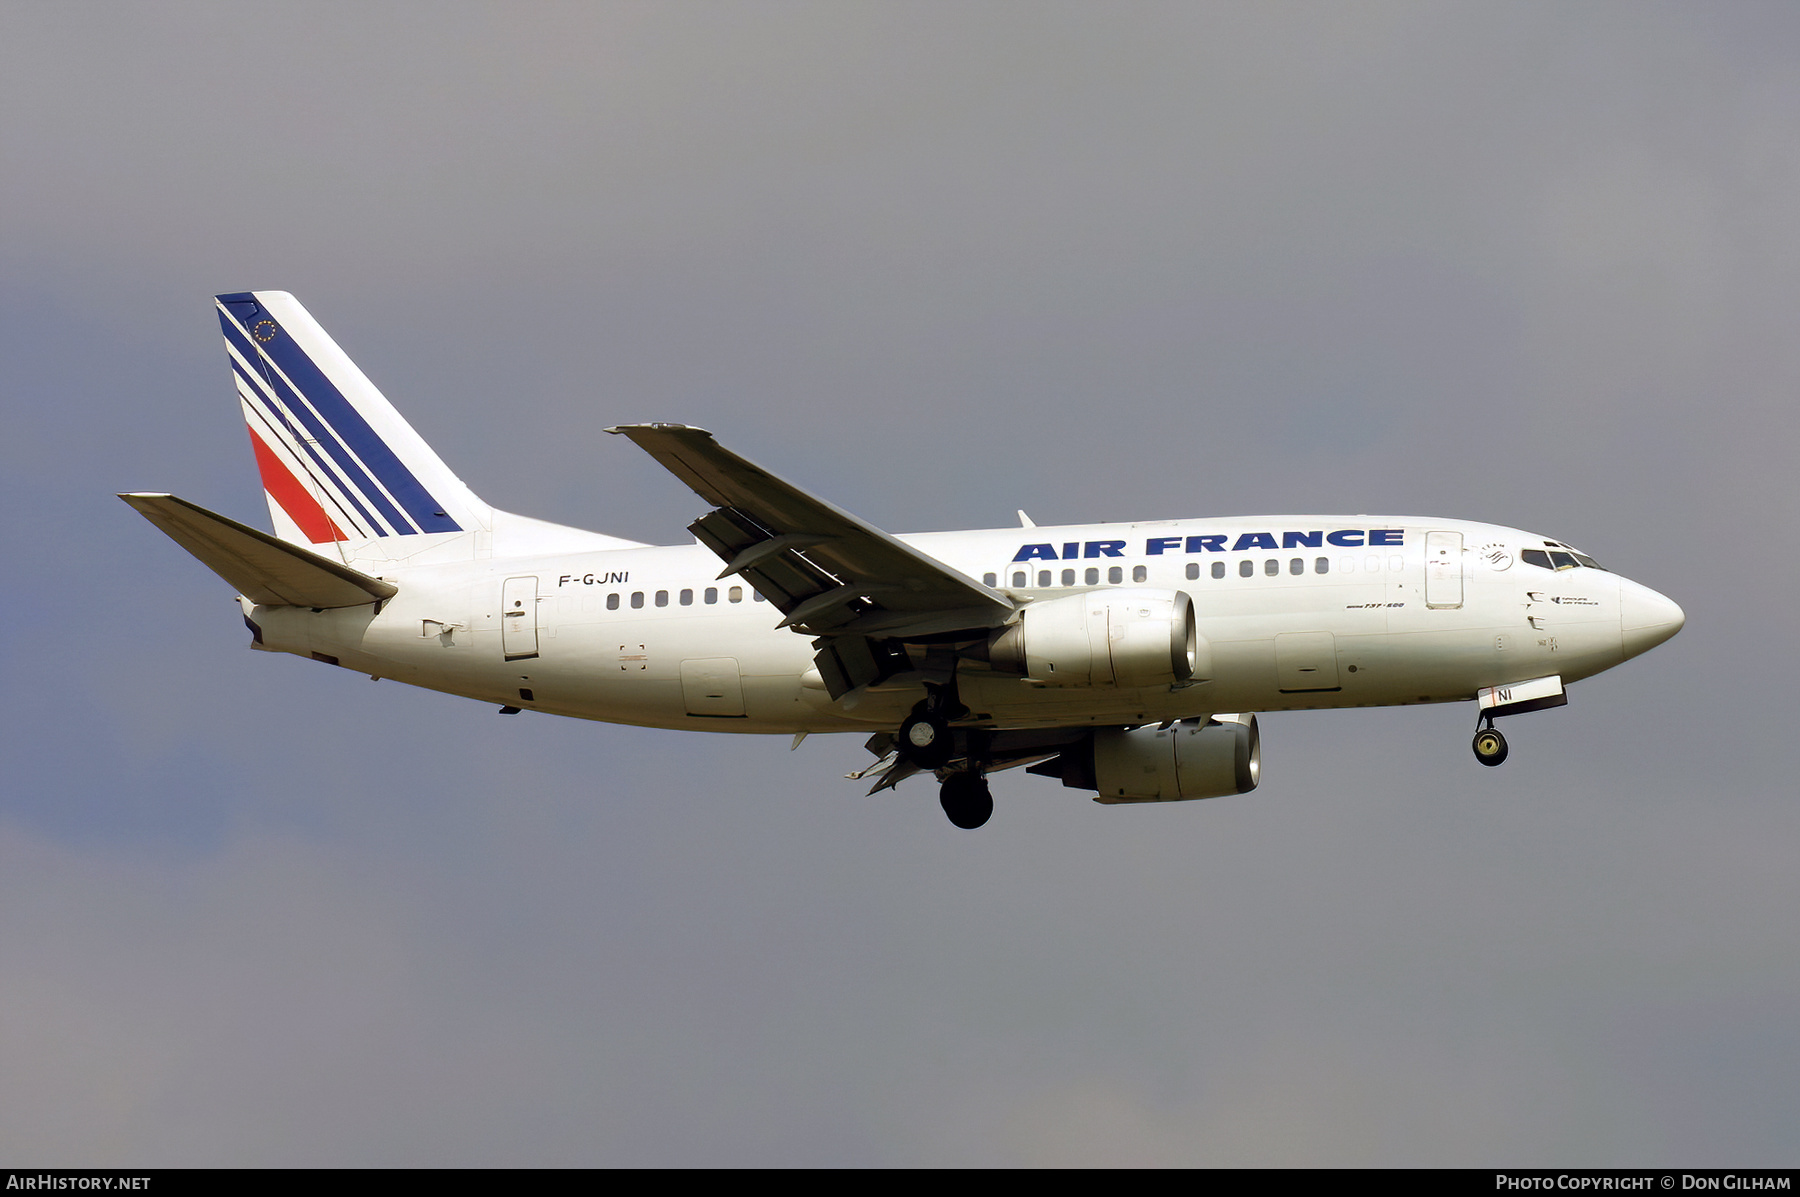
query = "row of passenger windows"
(982, 556, 1403, 589)
(986, 565, 1152, 588)
(597, 552, 1410, 612)
(1209, 557, 1334, 579)
(604, 586, 767, 610)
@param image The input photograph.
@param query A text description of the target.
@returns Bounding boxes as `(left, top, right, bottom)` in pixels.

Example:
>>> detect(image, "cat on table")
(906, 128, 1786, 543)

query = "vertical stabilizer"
(217, 291, 492, 546)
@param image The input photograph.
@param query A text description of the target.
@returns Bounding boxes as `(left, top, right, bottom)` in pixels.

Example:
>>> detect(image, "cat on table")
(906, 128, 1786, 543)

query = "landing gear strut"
(898, 682, 965, 770)
(939, 771, 993, 830)
(1472, 717, 1508, 767)
(892, 679, 990, 827)
(899, 710, 952, 769)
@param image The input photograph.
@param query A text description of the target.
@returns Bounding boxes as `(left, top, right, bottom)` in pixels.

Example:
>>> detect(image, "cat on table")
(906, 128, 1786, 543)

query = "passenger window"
(1132, 565, 1147, 583)
(1212, 561, 1226, 580)
(728, 586, 743, 603)
(1085, 567, 1099, 585)
(1289, 558, 1303, 575)
(1389, 555, 1403, 572)
(607, 593, 620, 610)
(655, 590, 669, 607)
(1339, 557, 1355, 573)
(1038, 570, 1052, 587)
(1315, 557, 1329, 574)
(1185, 562, 1199, 580)
(1239, 560, 1253, 578)
(1012, 571, 1027, 588)
(1365, 556, 1380, 572)
(983, 573, 997, 587)
(704, 587, 718, 604)
(1264, 559, 1279, 576)
(1061, 568, 1075, 586)
(631, 592, 644, 609)
(1108, 566, 1123, 584)
(679, 589, 693, 606)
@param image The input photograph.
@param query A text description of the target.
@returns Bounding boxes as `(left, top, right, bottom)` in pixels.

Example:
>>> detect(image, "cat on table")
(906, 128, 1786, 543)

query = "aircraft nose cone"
(1619, 580, 1685, 657)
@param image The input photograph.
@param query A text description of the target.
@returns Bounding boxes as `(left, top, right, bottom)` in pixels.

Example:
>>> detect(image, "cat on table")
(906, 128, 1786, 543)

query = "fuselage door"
(1275, 631, 1341, 693)
(681, 657, 747, 717)
(1425, 531, 1463, 609)
(501, 575, 540, 660)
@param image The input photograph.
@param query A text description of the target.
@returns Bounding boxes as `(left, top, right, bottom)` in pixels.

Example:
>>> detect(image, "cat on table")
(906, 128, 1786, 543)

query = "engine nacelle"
(1089, 715, 1260, 803)
(988, 588, 1202, 688)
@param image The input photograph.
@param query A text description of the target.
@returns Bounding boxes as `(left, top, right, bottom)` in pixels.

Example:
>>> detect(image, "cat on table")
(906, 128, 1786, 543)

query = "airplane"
(122, 291, 1687, 829)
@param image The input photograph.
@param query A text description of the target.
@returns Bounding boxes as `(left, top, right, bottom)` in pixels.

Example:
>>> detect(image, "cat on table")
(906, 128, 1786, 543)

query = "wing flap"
(120, 493, 398, 608)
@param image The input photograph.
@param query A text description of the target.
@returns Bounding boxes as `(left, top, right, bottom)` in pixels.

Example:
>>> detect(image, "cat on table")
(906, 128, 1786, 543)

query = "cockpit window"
(1522, 546, 1607, 572)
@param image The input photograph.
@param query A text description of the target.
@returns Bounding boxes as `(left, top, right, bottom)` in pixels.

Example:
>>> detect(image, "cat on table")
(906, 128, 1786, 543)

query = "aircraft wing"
(608, 424, 1015, 655)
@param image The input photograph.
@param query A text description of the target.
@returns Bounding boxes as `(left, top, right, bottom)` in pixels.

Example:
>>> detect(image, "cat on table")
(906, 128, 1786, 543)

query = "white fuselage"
(245, 515, 1674, 736)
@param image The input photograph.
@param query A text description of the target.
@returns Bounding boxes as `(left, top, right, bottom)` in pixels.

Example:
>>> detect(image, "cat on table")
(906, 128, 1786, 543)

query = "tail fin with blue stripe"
(217, 291, 491, 546)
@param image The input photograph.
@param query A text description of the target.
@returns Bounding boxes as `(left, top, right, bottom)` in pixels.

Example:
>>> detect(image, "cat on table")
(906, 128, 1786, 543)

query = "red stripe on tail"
(246, 426, 347, 543)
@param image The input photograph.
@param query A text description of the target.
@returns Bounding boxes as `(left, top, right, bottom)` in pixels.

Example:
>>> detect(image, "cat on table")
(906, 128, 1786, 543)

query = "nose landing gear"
(1469, 676, 1565, 768)
(1471, 708, 1509, 767)
(1472, 724, 1509, 766)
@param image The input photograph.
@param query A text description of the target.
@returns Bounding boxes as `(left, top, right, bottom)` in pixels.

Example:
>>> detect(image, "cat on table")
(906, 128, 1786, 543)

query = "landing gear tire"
(939, 772, 993, 830)
(900, 712, 953, 769)
(1472, 727, 1509, 767)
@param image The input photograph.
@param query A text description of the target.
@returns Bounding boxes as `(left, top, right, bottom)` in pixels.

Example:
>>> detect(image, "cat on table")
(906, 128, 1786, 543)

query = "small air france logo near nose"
(251, 319, 278, 342)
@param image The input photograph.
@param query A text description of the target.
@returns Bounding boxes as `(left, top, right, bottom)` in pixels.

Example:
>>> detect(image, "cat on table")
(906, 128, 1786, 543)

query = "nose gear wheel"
(1472, 726, 1508, 766)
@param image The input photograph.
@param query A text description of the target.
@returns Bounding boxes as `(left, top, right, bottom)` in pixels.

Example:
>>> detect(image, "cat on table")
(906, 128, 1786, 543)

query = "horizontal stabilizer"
(120, 493, 398, 608)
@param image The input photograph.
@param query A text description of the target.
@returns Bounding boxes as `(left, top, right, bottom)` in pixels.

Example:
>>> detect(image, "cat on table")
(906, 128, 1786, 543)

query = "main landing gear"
(898, 683, 964, 771)
(896, 684, 993, 828)
(899, 709, 953, 769)
(1471, 717, 1508, 767)
(939, 771, 993, 830)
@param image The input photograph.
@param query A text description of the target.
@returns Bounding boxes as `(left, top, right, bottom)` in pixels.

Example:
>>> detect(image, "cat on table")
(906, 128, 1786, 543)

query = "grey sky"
(2, 1, 1796, 1164)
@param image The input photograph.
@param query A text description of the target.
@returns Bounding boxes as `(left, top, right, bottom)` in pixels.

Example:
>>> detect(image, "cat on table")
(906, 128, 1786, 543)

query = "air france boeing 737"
(123, 292, 1686, 828)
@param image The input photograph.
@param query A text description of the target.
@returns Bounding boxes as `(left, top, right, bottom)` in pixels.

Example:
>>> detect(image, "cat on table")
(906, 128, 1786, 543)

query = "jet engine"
(1035, 715, 1260, 803)
(987, 588, 1202, 687)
